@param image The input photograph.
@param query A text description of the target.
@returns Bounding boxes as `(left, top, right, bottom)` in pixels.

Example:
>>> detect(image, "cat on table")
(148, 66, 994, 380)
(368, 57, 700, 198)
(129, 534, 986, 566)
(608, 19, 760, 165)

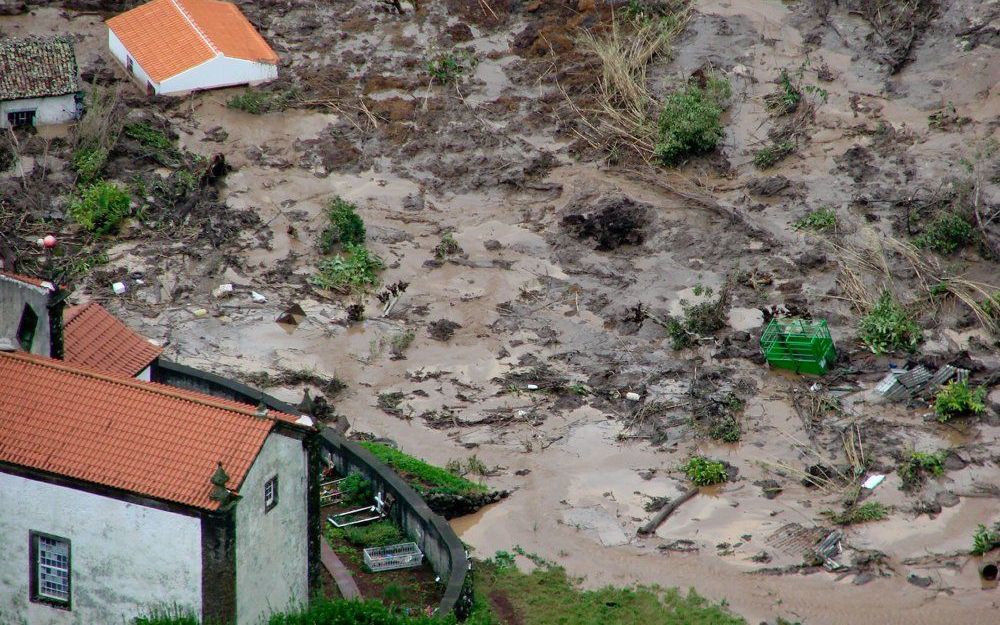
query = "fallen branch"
(637, 487, 699, 535)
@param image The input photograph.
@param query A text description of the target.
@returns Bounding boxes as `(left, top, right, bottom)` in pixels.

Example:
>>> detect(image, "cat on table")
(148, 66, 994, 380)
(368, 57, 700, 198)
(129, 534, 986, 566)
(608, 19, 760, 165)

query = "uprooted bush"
(309, 244, 384, 293)
(318, 197, 366, 253)
(666, 285, 731, 349)
(857, 292, 923, 354)
(69, 181, 131, 235)
(898, 450, 946, 491)
(655, 76, 731, 165)
(683, 456, 727, 486)
(914, 212, 974, 254)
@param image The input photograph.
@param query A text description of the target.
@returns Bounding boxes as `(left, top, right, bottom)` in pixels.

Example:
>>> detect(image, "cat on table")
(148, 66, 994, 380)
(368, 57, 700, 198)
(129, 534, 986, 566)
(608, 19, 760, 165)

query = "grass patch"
(309, 243, 384, 294)
(857, 292, 923, 354)
(69, 181, 131, 235)
(427, 50, 476, 84)
(655, 76, 731, 166)
(828, 501, 889, 525)
(914, 212, 974, 254)
(971, 523, 1000, 556)
(899, 450, 946, 491)
(469, 557, 746, 625)
(226, 88, 296, 114)
(752, 140, 794, 169)
(319, 197, 366, 253)
(667, 284, 731, 349)
(133, 606, 199, 625)
(934, 380, 986, 422)
(339, 472, 374, 507)
(326, 519, 404, 549)
(267, 598, 446, 625)
(683, 456, 727, 486)
(359, 441, 488, 496)
(71, 144, 108, 183)
(793, 207, 837, 233)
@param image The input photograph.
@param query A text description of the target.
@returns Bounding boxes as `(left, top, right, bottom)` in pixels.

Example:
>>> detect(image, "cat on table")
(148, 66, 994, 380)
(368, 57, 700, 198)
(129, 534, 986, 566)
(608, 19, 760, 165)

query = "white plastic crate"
(363, 542, 423, 572)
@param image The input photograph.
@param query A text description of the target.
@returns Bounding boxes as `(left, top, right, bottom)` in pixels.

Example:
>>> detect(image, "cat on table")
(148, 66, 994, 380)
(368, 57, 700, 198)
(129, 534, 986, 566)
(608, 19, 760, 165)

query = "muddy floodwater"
(3, 1, 999, 623)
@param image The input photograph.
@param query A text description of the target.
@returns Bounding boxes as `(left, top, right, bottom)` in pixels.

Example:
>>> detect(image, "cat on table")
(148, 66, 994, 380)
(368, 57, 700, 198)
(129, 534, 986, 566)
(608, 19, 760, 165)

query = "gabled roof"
(0, 36, 79, 101)
(63, 302, 163, 377)
(0, 350, 305, 511)
(106, 0, 278, 83)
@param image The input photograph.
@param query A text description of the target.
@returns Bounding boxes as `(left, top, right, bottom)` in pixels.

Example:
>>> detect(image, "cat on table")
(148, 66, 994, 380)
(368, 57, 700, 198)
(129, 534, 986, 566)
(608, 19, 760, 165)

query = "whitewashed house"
(0, 36, 81, 129)
(0, 348, 315, 625)
(106, 0, 279, 96)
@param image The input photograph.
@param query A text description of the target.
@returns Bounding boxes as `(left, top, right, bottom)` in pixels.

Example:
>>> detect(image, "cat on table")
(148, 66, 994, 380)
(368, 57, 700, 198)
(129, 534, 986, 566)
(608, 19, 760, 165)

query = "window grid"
(37, 536, 70, 602)
(264, 475, 278, 512)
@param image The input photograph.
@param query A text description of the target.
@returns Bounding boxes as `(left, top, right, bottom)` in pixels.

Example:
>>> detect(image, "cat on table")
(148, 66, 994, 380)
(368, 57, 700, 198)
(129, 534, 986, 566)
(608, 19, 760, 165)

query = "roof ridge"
(170, 0, 221, 57)
(1, 350, 274, 422)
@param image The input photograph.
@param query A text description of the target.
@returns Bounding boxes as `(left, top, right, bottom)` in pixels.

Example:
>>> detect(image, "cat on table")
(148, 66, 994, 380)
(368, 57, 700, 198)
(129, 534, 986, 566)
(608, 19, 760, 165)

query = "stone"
(907, 573, 933, 588)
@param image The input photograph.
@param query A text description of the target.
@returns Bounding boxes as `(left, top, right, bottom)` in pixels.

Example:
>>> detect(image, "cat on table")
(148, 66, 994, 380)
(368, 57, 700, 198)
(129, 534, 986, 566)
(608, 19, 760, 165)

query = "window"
(126, 56, 134, 74)
(264, 475, 278, 512)
(29, 532, 71, 609)
(17, 304, 38, 352)
(7, 110, 35, 128)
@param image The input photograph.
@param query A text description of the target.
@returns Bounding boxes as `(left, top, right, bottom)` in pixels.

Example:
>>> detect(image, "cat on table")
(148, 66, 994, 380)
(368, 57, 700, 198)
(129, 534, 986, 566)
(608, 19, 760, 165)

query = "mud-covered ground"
(3, 1, 1000, 623)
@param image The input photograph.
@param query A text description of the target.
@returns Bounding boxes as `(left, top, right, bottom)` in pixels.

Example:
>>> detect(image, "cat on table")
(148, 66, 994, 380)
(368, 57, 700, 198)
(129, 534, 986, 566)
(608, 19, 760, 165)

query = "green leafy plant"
(829, 501, 889, 525)
(124, 122, 174, 153)
(69, 181, 131, 235)
(793, 207, 837, 232)
(427, 50, 476, 84)
(71, 144, 108, 182)
(857, 292, 923, 354)
(708, 415, 741, 443)
(492, 550, 516, 570)
(655, 76, 731, 165)
(914, 213, 974, 254)
(358, 441, 488, 496)
(226, 88, 296, 114)
(934, 380, 986, 422)
(683, 456, 727, 486)
(434, 231, 463, 259)
(752, 140, 794, 169)
(319, 197, 366, 253)
(899, 450, 946, 491)
(763, 69, 801, 115)
(339, 472, 373, 507)
(971, 523, 1000, 556)
(309, 244, 384, 293)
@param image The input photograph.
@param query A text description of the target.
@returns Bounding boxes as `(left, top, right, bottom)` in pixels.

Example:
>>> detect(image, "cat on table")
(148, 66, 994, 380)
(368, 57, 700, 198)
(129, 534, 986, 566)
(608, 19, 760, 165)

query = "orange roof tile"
(106, 0, 277, 83)
(0, 271, 54, 290)
(0, 351, 304, 510)
(63, 302, 163, 377)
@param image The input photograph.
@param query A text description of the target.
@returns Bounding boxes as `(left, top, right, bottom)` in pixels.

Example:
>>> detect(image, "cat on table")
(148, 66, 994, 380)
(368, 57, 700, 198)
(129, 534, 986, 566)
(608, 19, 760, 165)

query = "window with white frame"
(264, 475, 278, 512)
(30, 532, 71, 608)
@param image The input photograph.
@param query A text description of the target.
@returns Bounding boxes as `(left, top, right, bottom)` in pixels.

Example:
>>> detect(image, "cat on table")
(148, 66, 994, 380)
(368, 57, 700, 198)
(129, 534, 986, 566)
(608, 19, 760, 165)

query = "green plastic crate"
(760, 318, 836, 375)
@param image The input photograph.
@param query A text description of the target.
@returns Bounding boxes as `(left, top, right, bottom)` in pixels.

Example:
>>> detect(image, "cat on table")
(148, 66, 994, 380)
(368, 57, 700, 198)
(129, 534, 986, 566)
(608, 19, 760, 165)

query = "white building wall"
(0, 94, 77, 128)
(0, 471, 202, 625)
(107, 29, 158, 94)
(158, 55, 277, 95)
(235, 432, 308, 625)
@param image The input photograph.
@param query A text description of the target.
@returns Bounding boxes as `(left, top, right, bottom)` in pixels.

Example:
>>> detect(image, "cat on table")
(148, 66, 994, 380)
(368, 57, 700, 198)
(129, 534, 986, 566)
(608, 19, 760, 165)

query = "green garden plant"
(934, 380, 986, 422)
(339, 472, 373, 507)
(309, 244, 384, 293)
(971, 523, 1000, 556)
(71, 145, 108, 182)
(319, 197, 366, 253)
(829, 501, 889, 525)
(899, 450, 946, 491)
(752, 140, 794, 169)
(226, 88, 296, 114)
(793, 207, 837, 232)
(683, 456, 727, 486)
(69, 181, 131, 235)
(914, 213, 974, 254)
(654, 76, 731, 165)
(857, 292, 923, 354)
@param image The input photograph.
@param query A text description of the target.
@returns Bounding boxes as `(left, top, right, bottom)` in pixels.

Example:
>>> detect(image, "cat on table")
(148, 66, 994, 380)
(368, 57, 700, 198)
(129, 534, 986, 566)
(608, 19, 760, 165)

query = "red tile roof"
(0, 271, 53, 290)
(63, 302, 163, 377)
(106, 0, 278, 83)
(0, 351, 304, 510)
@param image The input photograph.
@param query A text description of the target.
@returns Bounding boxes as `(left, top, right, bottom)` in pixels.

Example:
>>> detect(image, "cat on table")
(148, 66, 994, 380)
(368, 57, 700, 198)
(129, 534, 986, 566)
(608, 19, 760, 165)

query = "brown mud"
(2, 1, 999, 623)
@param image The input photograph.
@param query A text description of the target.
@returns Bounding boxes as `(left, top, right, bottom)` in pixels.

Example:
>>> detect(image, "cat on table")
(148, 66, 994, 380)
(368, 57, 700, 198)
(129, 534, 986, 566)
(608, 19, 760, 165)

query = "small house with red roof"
(0, 349, 315, 625)
(106, 0, 279, 96)
(63, 301, 163, 380)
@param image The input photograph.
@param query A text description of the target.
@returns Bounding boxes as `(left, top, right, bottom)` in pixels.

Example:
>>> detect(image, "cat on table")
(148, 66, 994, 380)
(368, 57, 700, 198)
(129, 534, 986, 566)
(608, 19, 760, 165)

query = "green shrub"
(899, 450, 946, 491)
(427, 51, 476, 84)
(934, 380, 986, 422)
(752, 140, 794, 169)
(328, 519, 404, 548)
(226, 88, 296, 114)
(434, 231, 463, 259)
(133, 605, 199, 625)
(829, 501, 889, 525)
(69, 181, 131, 235)
(914, 213, 974, 254)
(708, 415, 741, 443)
(793, 207, 837, 232)
(654, 77, 731, 165)
(319, 197, 366, 253)
(359, 441, 488, 496)
(71, 144, 107, 182)
(124, 122, 174, 153)
(309, 244, 384, 293)
(683, 456, 727, 486)
(339, 472, 373, 506)
(971, 523, 1000, 556)
(857, 292, 923, 354)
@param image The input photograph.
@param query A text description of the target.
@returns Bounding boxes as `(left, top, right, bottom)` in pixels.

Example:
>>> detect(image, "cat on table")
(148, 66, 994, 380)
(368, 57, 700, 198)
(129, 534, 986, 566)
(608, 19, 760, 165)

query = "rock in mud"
(935, 491, 960, 508)
(428, 319, 462, 341)
(755, 479, 783, 499)
(907, 573, 933, 588)
(746, 175, 790, 196)
(560, 194, 652, 251)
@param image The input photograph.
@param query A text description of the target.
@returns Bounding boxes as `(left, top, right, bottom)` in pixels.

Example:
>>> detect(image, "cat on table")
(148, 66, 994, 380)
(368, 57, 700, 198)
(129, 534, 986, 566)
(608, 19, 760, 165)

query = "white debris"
(526, 384, 539, 391)
(294, 415, 314, 427)
(625, 392, 641, 402)
(251, 291, 267, 303)
(862, 474, 886, 490)
(112, 282, 127, 295)
(212, 283, 234, 298)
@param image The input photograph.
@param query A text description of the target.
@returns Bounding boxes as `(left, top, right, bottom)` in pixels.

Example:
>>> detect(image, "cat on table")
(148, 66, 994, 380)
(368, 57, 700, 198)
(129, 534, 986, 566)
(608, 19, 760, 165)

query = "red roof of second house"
(63, 302, 163, 377)
(0, 350, 305, 510)
(106, 0, 278, 83)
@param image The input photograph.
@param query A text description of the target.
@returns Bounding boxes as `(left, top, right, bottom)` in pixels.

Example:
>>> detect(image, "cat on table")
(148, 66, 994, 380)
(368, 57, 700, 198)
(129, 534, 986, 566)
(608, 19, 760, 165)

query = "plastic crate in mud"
(363, 542, 424, 572)
(760, 318, 836, 375)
